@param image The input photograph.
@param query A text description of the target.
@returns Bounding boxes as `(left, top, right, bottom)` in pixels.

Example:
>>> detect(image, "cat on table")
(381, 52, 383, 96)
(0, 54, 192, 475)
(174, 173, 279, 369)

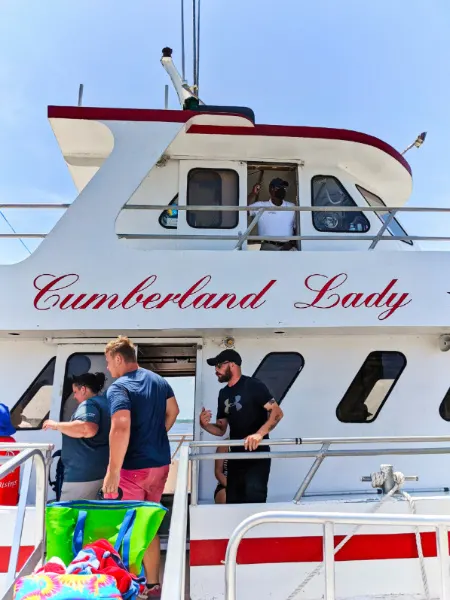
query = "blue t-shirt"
(107, 368, 174, 470)
(61, 396, 110, 483)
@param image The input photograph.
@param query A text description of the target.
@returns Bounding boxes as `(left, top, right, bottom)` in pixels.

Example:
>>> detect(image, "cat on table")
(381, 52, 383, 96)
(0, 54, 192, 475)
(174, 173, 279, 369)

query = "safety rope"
(285, 470, 430, 600)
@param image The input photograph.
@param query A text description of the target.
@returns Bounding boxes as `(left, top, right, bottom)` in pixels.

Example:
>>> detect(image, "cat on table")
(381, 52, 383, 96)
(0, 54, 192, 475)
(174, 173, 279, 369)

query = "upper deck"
(0, 98, 449, 336)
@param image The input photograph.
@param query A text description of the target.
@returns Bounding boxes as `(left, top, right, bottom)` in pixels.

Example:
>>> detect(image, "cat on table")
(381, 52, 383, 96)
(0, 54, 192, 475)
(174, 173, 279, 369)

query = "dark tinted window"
(252, 352, 304, 405)
(159, 195, 179, 230)
(356, 185, 413, 246)
(439, 389, 450, 421)
(311, 176, 370, 234)
(187, 169, 239, 229)
(60, 353, 115, 421)
(10, 357, 56, 430)
(336, 351, 406, 423)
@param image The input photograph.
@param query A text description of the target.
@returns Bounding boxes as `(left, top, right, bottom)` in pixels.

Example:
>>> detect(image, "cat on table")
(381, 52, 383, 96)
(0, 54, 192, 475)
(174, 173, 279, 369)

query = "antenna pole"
(181, 0, 186, 82)
(192, 0, 197, 90)
(78, 84, 84, 107)
(164, 85, 169, 109)
(197, 0, 201, 94)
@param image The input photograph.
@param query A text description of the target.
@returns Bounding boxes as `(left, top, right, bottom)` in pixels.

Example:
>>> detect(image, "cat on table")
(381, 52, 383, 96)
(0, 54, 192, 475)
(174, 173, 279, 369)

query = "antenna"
(78, 84, 84, 107)
(181, 0, 186, 83)
(401, 131, 427, 155)
(164, 85, 169, 109)
(160, 47, 203, 109)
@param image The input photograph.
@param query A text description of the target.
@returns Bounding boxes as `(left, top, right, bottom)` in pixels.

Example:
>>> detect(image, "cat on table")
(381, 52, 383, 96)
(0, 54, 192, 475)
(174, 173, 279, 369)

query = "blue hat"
(0, 404, 15, 436)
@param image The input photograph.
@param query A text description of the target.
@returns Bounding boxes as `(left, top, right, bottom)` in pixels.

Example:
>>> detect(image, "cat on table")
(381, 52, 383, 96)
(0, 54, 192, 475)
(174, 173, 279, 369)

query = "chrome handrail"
(161, 445, 190, 600)
(0, 444, 54, 600)
(224, 511, 450, 600)
(188, 436, 450, 505)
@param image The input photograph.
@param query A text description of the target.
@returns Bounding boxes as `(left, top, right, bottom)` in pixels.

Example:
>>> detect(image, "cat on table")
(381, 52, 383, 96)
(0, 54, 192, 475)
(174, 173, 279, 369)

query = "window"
(356, 185, 413, 246)
(10, 357, 56, 430)
(60, 353, 115, 421)
(187, 169, 239, 229)
(252, 352, 304, 405)
(336, 351, 406, 423)
(311, 176, 370, 233)
(159, 195, 179, 230)
(439, 389, 450, 421)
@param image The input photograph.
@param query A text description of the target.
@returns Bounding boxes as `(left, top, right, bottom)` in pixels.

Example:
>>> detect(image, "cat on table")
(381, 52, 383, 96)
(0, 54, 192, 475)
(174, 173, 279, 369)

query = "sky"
(0, 0, 449, 262)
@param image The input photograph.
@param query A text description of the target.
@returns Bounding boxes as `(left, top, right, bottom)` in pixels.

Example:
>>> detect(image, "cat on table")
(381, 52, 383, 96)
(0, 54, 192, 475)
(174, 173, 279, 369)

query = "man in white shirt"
(248, 178, 297, 251)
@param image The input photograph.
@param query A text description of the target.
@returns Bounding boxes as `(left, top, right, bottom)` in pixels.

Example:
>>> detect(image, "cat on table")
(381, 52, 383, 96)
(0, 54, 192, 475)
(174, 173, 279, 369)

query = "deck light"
(401, 132, 427, 155)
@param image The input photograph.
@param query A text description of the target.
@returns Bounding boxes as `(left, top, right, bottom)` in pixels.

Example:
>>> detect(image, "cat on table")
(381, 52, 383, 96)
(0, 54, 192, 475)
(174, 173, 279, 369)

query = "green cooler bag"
(45, 500, 168, 575)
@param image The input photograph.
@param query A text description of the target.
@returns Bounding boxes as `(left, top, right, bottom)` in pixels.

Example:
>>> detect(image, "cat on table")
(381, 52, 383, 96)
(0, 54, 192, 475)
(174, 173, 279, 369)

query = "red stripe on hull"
(190, 532, 443, 566)
(0, 546, 34, 573)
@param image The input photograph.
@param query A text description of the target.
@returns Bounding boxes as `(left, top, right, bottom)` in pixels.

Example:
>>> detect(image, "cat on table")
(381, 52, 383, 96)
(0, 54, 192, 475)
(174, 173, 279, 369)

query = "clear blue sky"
(0, 0, 448, 263)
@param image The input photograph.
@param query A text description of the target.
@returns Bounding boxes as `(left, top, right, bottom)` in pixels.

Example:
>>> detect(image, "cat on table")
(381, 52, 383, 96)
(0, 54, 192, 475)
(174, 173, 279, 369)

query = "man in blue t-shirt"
(102, 336, 180, 599)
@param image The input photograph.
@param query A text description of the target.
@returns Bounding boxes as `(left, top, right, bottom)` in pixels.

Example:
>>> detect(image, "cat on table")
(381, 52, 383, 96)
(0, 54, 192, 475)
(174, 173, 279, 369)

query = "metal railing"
(188, 435, 450, 505)
(0, 443, 54, 600)
(161, 445, 190, 600)
(224, 510, 450, 600)
(3, 203, 450, 248)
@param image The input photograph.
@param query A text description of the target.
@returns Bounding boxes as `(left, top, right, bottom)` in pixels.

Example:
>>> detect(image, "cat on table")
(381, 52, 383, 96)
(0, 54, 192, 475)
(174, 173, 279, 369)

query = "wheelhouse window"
(336, 351, 406, 423)
(311, 176, 370, 233)
(159, 195, 179, 229)
(439, 389, 450, 421)
(356, 185, 413, 246)
(187, 169, 239, 229)
(10, 357, 56, 430)
(252, 352, 304, 405)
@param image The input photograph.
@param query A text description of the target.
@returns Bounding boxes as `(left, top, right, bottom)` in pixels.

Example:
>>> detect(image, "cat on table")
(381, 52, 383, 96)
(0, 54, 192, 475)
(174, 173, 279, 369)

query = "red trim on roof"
(47, 106, 253, 125)
(190, 531, 441, 566)
(187, 124, 412, 176)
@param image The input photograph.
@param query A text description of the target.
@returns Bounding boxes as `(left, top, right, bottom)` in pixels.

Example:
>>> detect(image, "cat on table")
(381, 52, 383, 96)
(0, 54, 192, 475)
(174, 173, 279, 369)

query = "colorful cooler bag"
(13, 573, 122, 600)
(45, 500, 167, 576)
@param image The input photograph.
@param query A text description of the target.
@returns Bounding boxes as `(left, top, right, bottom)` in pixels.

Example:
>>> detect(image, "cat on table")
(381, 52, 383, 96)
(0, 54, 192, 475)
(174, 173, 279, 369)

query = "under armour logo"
(224, 395, 242, 414)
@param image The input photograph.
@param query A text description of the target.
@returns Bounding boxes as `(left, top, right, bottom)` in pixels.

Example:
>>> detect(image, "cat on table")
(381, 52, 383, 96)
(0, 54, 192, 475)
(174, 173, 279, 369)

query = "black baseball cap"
(269, 177, 289, 189)
(207, 349, 242, 367)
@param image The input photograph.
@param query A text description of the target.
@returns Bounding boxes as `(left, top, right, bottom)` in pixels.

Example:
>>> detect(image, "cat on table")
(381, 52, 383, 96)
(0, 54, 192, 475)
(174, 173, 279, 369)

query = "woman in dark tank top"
(214, 441, 229, 504)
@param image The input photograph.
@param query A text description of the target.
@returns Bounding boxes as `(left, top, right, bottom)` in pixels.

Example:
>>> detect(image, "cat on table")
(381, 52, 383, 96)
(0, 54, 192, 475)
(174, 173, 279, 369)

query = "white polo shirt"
(250, 200, 296, 239)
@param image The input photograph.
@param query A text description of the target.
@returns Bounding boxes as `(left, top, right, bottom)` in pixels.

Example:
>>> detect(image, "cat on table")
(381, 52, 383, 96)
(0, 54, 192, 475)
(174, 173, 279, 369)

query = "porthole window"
(311, 175, 370, 234)
(439, 389, 450, 421)
(336, 351, 406, 423)
(187, 169, 239, 229)
(252, 352, 304, 405)
(60, 353, 115, 422)
(159, 195, 179, 230)
(10, 357, 56, 430)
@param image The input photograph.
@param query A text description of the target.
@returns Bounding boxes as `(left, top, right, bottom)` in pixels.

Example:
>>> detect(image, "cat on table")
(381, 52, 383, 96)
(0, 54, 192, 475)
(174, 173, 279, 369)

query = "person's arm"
(244, 381, 284, 451)
(166, 396, 180, 432)
(43, 419, 98, 438)
(103, 385, 131, 495)
(214, 445, 228, 487)
(248, 184, 261, 206)
(199, 408, 228, 437)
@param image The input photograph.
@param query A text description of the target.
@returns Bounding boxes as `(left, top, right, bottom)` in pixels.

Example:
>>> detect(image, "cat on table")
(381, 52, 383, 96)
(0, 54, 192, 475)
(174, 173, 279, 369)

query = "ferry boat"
(1, 41, 450, 600)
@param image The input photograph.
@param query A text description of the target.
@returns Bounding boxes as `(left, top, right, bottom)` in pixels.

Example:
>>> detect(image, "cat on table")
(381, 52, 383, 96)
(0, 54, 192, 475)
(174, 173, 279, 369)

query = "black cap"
(206, 349, 242, 367)
(269, 177, 289, 189)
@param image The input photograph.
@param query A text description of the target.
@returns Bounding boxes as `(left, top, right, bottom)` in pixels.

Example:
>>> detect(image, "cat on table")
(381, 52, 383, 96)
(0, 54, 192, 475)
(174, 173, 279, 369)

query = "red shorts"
(119, 465, 170, 502)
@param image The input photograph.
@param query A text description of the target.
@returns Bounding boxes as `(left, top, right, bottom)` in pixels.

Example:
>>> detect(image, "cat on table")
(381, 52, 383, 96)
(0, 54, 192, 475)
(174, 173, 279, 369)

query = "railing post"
(5, 460, 33, 589)
(436, 525, 450, 600)
(190, 446, 198, 506)
(161, 445, 189, 600)
(234, 209, 264, 250)
(293, 443, 330, 503)
(323, 521, 336, 600)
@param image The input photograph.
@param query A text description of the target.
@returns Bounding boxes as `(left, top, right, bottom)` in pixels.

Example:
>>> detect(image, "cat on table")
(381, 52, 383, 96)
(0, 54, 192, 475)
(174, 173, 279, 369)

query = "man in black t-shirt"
(199, 349, 284, 504)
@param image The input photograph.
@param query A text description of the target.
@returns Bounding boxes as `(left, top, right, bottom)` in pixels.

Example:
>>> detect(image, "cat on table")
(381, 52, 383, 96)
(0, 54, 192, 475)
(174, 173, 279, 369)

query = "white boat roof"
(48, 105, 412, 203)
